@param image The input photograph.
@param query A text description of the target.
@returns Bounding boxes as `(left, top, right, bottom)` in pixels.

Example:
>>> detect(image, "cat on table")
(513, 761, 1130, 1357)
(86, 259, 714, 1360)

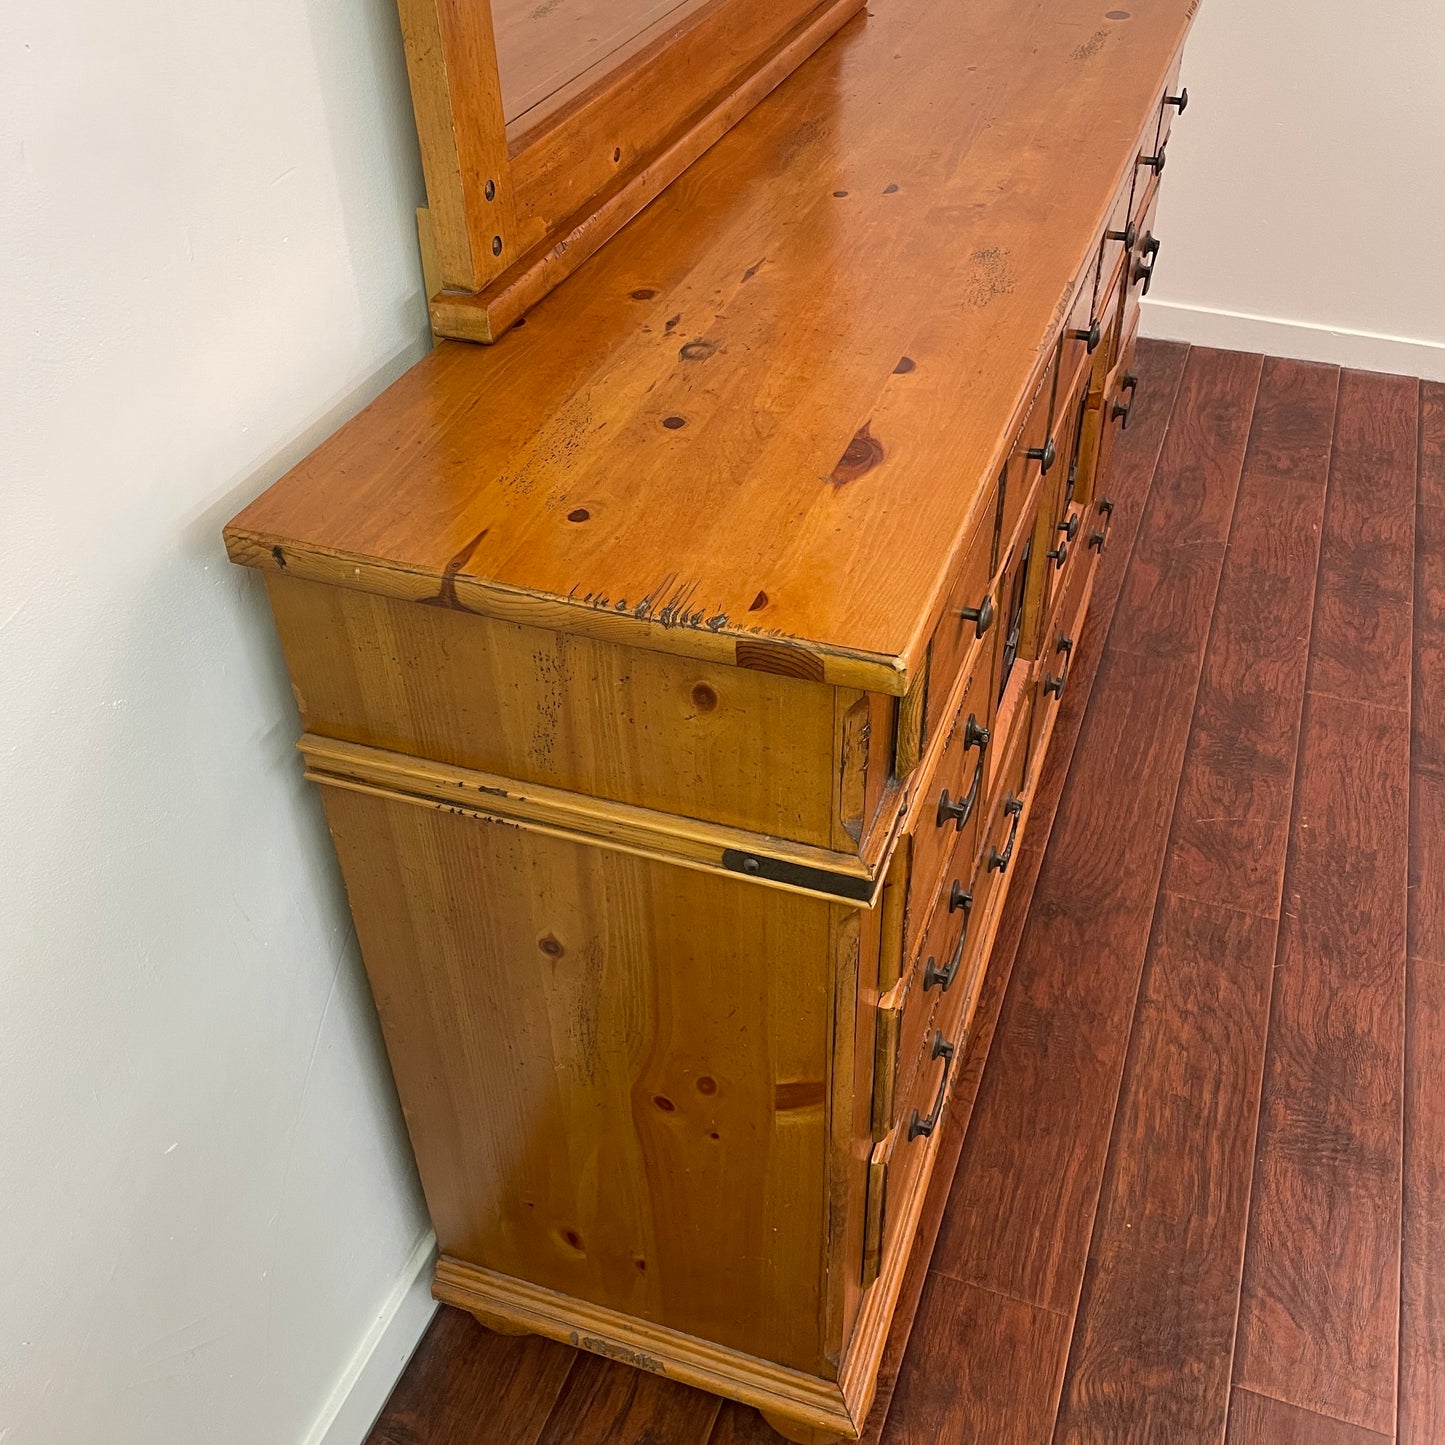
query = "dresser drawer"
(1060, 255, 1105, 405)
(1030, 530, 1094, 760)
(1154, 54, 1187, 155)
(1120, 180, 1161, 350)
(926, 497, 1000, 743)
(863, 1014, 963, 1286)
(900, 658, 992, 958)
(999, 364, 1055, 560)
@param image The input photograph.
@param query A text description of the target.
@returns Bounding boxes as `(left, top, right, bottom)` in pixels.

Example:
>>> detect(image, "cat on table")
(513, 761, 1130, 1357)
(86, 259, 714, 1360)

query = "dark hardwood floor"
(365, 342, 1443, 1444)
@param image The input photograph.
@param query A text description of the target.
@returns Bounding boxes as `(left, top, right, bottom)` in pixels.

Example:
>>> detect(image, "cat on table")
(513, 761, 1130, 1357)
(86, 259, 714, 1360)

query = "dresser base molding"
(432, 1257, 865, 1440)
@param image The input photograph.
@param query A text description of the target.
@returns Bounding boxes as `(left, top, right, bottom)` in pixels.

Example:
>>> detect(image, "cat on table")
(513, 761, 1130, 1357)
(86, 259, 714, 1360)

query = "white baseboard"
(1142, 297, 1445, 383)
(304, 1231, 439, 1445)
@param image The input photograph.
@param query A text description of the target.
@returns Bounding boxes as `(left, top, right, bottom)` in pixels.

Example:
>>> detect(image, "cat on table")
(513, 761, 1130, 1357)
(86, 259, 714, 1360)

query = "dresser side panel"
(318, 783, 838, 1375)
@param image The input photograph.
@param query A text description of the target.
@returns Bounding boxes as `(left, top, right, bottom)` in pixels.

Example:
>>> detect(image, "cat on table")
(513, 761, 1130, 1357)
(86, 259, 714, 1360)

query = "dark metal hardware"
(721, 850, 876, 901)
(1046, 539, 1069, 570)
(959, 593, 996, 639)
(1088, 497, 1115, 552)
(936, 715, 990, 830)
(1027, 436, 1058, 475)
(1112, 377, 1138, 430)
(908, 1031, 957, 1140)
(1106, 221, 1139, 249)
(1133, 247, 1159, 296)
(1043, 634, 1074, 700)
(1058, 513, 1079, 542)
(986, 794, 1025, 875)
(1139, 146, 1168, 175)
(1070, 320, 1102, 354)
(924, 898, 970, 991)
(949, 879, 973, 914)
(1166, 88, 1189, 113)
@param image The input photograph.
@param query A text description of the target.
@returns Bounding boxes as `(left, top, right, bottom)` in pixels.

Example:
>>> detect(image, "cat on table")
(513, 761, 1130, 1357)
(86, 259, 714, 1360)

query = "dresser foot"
(758, 1410, 847, 1444)
(468, 1307, 530, 1338)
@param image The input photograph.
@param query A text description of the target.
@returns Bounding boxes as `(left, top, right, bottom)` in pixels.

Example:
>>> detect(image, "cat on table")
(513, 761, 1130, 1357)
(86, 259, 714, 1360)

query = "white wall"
(0, 3, 438, 1443)
(1145, 0, 1445, 380)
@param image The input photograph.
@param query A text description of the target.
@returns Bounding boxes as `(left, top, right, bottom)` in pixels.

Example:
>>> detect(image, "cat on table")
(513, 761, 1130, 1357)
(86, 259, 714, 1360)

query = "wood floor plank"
(1402, 957, 1445, 1442)
(880, 1274, 1070, 1445)
(705, 344, 1198, 1445)
(1054, 895, 1277, 1444)
(1420, 380, 1445, 511)
(535, 1350, 721, 1445)
(932, 344, 1259, 1317)
(1164, 357, 1337, 918)
(1308, 369, 1418, 711)
(1412, 503, 1445, 967)
(1107, 346, 1262, 661)
(1234, 693, 1410, 1436)
(1225, 1386, 1391, 1445)
(364, 1308, 574, 1445)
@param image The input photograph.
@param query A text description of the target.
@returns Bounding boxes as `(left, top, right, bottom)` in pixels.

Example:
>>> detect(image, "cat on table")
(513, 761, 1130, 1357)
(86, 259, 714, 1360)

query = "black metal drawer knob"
(1058, 513, 1079, 542)
(1139, 146, 1167, 175)
(1070, 320, 1102, 355)
(1046, 539, 1069, 570)
(959, 593, 996, 639)
(1027, 436, 1058, 475)
(1089, 497, 1115, 552)
(1106, 221, 1139, 249)
(1166, 88, 1189, 113)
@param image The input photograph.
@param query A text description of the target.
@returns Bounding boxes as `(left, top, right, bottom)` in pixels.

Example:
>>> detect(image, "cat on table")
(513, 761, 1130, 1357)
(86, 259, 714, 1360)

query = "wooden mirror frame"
(399, 0, 866, 342)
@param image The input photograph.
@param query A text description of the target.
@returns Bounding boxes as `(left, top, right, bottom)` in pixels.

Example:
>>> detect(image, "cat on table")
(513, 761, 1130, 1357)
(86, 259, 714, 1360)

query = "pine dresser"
(225, 1, 1198, 1437)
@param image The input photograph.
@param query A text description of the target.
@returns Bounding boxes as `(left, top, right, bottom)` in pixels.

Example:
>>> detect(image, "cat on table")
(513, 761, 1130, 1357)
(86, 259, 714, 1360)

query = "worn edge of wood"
(427, 0, 867, 342)
(299, 733, 890, 907)
(432, 1256, 863, 1439)
(227, 531, 913, 696)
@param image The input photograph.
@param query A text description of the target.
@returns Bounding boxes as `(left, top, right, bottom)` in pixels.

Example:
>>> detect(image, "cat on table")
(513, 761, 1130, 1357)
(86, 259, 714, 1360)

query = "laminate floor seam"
(1231, 1384, 1394, 1443)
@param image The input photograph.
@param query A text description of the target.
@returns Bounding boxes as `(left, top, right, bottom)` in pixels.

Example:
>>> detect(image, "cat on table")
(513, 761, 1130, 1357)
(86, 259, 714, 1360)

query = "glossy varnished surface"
(227, 0, 1196, 694)
(363, 342, 1445, 1442)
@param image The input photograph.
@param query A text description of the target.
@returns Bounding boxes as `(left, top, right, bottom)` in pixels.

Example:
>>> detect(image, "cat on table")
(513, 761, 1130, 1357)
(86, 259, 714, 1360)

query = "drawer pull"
(1043, 636, 1074, 699)
(949, 879, 973, 913)
(1133, 239, 1161, 296)
(1027, 436, 1058, 475)
(1089, 497, 1115, 553)
(925, 887, 973, 992)
(936, 715, 989, 829)
(1139, 146, 1167, 175)
(1070, 320, 1102, 355)
(1111, 375, 1139, 429)
(987, 794, 1025, 875)
(908, 1031, 957, 1140)
(1106, 221, 1139, 249)
(1057, 513, 1079, 542)
(1166, 88, 1189, 113)
(1046, 539, 1069, 570)
(959, 592, 996, 638)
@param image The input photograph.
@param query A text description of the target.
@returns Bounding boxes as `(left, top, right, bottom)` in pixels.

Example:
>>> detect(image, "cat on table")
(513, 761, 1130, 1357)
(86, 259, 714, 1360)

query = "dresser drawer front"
(926, 502, 1001, 744)
(999, 365, 1055, 562)
(903, 661, 993, 957)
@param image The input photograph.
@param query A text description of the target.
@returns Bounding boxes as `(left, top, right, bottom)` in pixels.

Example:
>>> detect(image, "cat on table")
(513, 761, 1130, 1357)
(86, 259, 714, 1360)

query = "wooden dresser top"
(226, 0, 1196, 695)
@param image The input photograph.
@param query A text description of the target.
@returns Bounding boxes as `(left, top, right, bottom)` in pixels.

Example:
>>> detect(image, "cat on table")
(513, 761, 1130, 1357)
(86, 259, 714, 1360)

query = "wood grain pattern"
(1225, 1387, 1391, 1445)
(1164, 357, 1337, 917)
(1308, 369, 1418, 711)
(1420, 380, 1445, 511)
(932, 343, 1255, 1316)
(364, 1308, 574, 1445)
(1412, 502, 1445, 966)
(227, 0, 1198, 694)
(1402, 957, 1445, 1442)
(1054, 895, 1277, 1443)
(1233, 694, 1410, 1436)
(535, 1350, 721, 1445)
(320, 785, 841, 1376)
(881, 1275, 1069, 1445)
(1108, 347, 1262, 660)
